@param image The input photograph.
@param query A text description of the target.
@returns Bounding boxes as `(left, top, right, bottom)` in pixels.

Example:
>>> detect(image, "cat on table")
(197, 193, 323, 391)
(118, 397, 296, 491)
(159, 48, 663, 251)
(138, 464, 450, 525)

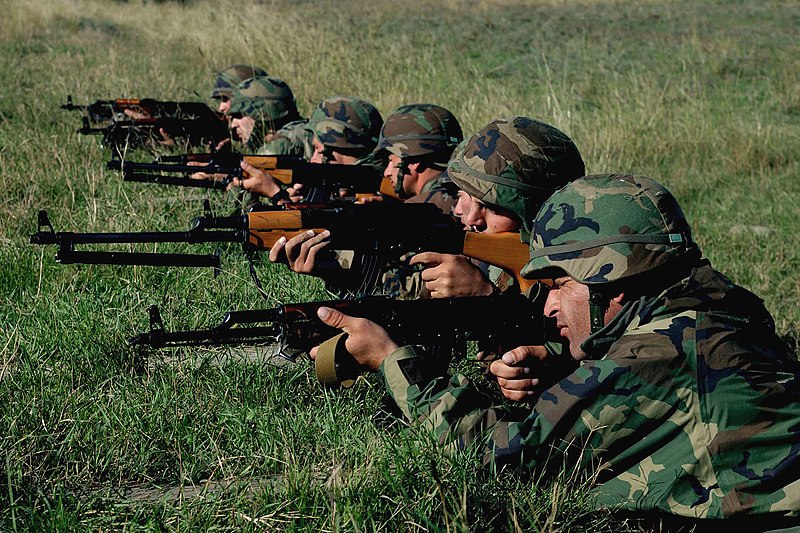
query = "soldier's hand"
(186, 161, 225, 182)
(410, 252, 495, 298)
(157, 127, 176, 146)
(268, 229, 331, 273)
(489, 345, 549, 402)
(123, 108, 151, 120)
(309, 307, 398, 371)
(232, 161, 281, 197)
(285, 183, 305, 203)
(356, 194, 384, 204)
(214, 138, 231, 151)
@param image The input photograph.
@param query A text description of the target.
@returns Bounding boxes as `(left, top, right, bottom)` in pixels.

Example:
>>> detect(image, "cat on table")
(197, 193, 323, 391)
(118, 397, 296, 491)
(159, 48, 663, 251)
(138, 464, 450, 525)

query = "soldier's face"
(231, 116, 255, 143)
(544, 276, 624, 360)
(544, 277, 593, 360)
(384, 154, 413, 196)
(310, 137, 326, 163)
(458, 194, 518, 234)
(217, 97, 231, 115)
(310, 136, 354, 165)
(454, 191, 472, 229)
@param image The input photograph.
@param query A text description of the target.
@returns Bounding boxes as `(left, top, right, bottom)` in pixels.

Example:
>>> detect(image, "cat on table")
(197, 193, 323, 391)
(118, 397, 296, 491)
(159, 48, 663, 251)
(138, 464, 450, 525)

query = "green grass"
(1, 0, 799, 530)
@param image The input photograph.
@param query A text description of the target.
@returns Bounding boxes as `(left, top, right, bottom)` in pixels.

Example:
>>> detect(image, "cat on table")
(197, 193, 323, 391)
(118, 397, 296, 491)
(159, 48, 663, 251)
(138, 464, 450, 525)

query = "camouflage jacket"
(379, 260, 800, 519)
(402, 172, 459, 214)
(256, 119, 314, 160)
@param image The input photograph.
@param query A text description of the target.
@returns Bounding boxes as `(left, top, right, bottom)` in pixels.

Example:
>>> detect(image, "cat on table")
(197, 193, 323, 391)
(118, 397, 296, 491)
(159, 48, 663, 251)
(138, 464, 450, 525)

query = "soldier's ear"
(610, 292, 626, 305)
(406, 161, 422, 176)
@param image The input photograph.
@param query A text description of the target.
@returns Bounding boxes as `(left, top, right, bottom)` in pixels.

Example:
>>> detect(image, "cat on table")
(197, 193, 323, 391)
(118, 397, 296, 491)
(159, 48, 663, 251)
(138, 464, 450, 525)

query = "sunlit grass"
(1, 0, 799, 529)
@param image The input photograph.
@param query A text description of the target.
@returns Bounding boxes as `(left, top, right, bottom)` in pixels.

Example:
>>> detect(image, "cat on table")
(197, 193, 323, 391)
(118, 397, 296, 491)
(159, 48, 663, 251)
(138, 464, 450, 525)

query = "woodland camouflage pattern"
(376, 103, 462, 163)
(522, 174, 697, 283)
(257, 119, 314, 160)
(401, 171, 459, 212)
(209, 64, 268, 99)
(306, 96, 383, 151)
(379, 174, 800, 520)
(448, 116, 585, 238)
(227, 76, 298, 124)
(227, 76, 300, 151)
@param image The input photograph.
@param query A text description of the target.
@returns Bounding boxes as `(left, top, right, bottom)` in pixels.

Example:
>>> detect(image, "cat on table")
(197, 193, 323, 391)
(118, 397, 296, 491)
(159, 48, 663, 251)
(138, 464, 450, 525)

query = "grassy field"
(1, 0, 798, 530)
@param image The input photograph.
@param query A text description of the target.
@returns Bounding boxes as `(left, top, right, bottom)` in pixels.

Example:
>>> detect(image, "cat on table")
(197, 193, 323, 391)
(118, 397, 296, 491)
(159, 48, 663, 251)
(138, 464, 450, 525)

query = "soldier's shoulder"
(259, 120, 313, 157)
(276, 119, 311, 139)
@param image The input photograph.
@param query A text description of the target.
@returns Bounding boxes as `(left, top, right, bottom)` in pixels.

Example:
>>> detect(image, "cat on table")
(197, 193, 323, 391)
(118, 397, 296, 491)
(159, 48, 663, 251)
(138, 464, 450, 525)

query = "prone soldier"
(376, 103, 463, 212)
(309, 173, 800, 526)
(409, 115, 585, 299)
(270, 103, 464, 295)
(192, 75, 314, 200)
(234, 95, 384, 204)
(225, 75, 313, 159)
(209, 64, 269, 117)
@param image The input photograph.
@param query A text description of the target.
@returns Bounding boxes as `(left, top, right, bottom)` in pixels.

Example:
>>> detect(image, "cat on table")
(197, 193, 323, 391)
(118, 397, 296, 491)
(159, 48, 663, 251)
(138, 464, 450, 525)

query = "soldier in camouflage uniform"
(304, 96, 385, 173)
(192, 75, 309, 201)
(376, 103, 463, 213)
(409, 116, 585, 298)
(311, 174, 800, 526)
(187, 65, 270, 178)
(233, 94, 383, 205)
(373, 104, 464, 298)
(270, 104, 462, 297)
(266, 96, 386, 291)
(209, 64, 269, 115)
(225, 75, 312, 158)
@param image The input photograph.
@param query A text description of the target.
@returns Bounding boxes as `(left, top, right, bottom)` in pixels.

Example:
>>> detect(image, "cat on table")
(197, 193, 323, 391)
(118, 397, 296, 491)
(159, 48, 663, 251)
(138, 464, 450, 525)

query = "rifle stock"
(461, 232, 533, 291)
(378, 177, 397, 198)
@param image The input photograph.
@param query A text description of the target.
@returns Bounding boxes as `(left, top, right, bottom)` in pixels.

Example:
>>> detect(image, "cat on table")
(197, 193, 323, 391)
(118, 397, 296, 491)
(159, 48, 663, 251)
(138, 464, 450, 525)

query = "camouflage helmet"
(226, 76, 298, 123)
(306, 96, 383, 151)
(210, 64, 269, 100)
(521, 174, 699, 285)
(447, 116, 585, 236)
(376, 103, 463, 161)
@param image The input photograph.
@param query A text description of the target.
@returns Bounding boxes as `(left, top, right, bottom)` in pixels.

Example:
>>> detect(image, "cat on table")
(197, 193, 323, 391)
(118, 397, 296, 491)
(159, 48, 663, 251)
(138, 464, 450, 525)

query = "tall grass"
(1, 0, 799, 529)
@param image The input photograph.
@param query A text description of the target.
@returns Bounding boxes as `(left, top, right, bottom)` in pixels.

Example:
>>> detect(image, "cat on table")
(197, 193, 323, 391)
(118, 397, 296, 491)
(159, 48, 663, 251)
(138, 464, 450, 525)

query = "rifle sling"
(315, 333, 357, 388)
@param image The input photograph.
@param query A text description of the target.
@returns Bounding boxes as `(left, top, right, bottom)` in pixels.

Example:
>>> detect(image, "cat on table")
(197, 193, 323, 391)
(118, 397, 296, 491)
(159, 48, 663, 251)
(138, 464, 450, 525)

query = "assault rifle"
(30, 201, 535, 290)
(62, 95, 223, 127)
(63, 96, 229, 151)
(106, 154, 393, 202)
(129, 291, 565, 386)
(77, 115, 230, 152)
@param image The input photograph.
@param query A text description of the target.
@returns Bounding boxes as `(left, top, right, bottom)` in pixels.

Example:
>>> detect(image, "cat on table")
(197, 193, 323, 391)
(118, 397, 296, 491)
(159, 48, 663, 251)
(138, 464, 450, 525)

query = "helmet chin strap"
(589, 288, 610, 335)
(394, 158, 410, 197)
(321, 146, 335, 164)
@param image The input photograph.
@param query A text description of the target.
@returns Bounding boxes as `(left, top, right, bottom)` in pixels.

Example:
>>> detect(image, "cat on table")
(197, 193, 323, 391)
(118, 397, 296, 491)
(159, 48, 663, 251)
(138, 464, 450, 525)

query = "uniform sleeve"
(378, 345, 644, 474)
(403, 188, 457, 214)
(256, 137, 291, 156)
(380, 253, 429, 300)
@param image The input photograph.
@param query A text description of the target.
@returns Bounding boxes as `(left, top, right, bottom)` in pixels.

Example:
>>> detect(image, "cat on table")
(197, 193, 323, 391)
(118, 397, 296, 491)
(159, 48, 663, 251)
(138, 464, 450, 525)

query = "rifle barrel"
(130, 292, 551, 352)
(56, 250, 221, 268)
(122, 172, 231, 190)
